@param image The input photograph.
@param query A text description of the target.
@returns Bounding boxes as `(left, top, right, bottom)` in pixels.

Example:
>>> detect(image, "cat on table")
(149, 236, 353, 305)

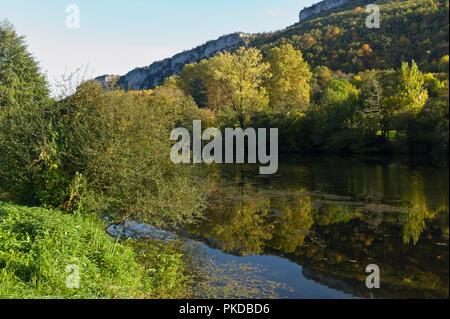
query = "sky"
(0, 0, 316, 90)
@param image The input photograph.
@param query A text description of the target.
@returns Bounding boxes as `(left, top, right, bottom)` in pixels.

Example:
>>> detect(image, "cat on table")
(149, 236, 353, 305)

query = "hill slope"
(250, 0, 449, 73)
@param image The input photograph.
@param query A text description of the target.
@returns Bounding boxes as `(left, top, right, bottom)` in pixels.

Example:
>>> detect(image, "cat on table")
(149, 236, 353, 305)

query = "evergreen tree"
(0, 20, 49, 108)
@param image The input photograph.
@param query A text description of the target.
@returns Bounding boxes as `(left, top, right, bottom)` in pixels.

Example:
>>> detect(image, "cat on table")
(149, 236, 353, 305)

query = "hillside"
(251, 0, 449, 73)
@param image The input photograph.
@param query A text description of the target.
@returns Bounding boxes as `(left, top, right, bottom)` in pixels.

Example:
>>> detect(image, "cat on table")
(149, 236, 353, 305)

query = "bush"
(0, 81, 208, 228)
(0, 105, 63, 206)
(54, 82, 207, 227)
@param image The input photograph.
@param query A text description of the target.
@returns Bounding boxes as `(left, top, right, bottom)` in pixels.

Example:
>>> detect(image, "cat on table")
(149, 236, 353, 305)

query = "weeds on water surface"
(147, 239, 292, 299)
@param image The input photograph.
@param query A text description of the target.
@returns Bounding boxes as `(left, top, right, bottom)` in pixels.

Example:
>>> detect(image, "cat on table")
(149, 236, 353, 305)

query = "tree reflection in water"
(188, 159, 449, 298)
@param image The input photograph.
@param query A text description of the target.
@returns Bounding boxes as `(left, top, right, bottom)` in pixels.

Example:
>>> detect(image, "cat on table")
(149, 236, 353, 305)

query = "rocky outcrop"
(103, 33, 248, 90)
(95, 74, 119, 88)
(299, 0, 350, 22)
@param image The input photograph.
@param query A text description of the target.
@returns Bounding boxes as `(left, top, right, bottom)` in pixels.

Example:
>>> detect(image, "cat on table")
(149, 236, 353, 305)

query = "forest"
(250, 0, 449, 73)
(159, 44, 448, 159)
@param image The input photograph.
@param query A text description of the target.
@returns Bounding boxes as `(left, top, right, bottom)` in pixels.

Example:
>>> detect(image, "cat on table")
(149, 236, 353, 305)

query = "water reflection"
(194, 187, 274, 256)
(188, 156, 449, 298)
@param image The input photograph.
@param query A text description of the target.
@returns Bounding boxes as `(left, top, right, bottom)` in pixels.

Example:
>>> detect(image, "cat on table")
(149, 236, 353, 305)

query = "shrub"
(53, 82, 207, 227)
(0, 105, 64, 206)
(0, 81, 208, 228)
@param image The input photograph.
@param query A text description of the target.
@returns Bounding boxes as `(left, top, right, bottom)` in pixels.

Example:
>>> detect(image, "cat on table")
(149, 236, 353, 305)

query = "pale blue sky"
(0, 0, 316, 87)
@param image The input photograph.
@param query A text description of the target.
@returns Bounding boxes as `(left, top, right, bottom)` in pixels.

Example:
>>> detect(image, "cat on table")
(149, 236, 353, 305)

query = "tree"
(265, 44, 312, 109)
(53, 81, 207, 226)
(438, 55, 449, 74)
(397, 61, 428, 115)
(314, 66, 333, 86)
(0, 20, 49, 108)
(378, 70, 402, 140)
(359, 70, 383, 135)
(207, 47, 270, 127)
(321, 79, 359, 112)
(0, 21, 52, 204)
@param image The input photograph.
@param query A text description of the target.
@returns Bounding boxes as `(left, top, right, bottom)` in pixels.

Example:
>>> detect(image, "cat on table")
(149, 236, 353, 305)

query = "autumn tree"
(207, 47, 270, 127)
(265, 44, 312, 109)
(397, 61, 428, 115)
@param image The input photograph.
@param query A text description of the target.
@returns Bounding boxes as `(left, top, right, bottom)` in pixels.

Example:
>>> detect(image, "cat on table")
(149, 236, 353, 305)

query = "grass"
(0, 201, 290, 299)
(0, 201, 191, 299)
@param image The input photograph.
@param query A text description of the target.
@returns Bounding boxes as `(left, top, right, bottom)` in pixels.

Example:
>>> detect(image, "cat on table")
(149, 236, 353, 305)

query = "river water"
(184, 156, 449, 299)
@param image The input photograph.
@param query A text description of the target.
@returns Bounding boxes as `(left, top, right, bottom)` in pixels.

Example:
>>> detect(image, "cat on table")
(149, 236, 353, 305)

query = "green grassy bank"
(0, 201, 191, 299)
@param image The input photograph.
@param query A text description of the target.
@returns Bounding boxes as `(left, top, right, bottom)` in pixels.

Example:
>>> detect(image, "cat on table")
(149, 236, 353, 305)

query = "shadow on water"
(185, 155, 449, 299)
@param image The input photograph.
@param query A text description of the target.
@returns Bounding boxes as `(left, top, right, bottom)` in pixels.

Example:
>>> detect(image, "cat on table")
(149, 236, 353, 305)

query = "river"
(184, 155, 449, 299)
(111, 155, 449, 298)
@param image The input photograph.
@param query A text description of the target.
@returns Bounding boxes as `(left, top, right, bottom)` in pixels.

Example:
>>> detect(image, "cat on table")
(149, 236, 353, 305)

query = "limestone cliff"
(299, 0, 350, 22)
(95, 74, 119, 88)
(100, 33, 248, 90)
(95, 1, 354, 91)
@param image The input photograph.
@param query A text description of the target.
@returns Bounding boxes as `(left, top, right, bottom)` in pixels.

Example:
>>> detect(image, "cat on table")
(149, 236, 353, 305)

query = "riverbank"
(0, 201, 192, 299)
(0, 200, 290, 299)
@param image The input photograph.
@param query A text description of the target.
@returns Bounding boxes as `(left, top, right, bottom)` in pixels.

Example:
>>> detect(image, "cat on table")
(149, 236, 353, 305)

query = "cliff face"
(299, 0, 350, 22)
(95, 74, 119, 88)
(111, 33, 248, 90)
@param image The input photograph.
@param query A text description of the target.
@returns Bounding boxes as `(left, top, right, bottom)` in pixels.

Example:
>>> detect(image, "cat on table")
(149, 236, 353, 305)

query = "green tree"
(207, 47, 270, 127)
(317, 79, 361, 150)
(53, 82, 207, 227)
(397, 61, 428, 115)
(265, 44, 312, 109)
(438, 55, 449, 74)
(0, 20, 49, 108)
(359, 70, 383, 136)
(0, 21, 53, 203)
(321, 78, 359, 108)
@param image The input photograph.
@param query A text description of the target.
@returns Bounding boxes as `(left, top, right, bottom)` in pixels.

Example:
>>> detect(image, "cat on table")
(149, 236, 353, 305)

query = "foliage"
(249, 0, 449, 73)
(51, 82, 207, 227)
(265, 43, 312, 109)
(0, 80, 207, 228)
(397, 61, 429, 114)
(165, 31, 447, 157)
(0, 104, 61, 205)
(205, 47, 270, 127)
